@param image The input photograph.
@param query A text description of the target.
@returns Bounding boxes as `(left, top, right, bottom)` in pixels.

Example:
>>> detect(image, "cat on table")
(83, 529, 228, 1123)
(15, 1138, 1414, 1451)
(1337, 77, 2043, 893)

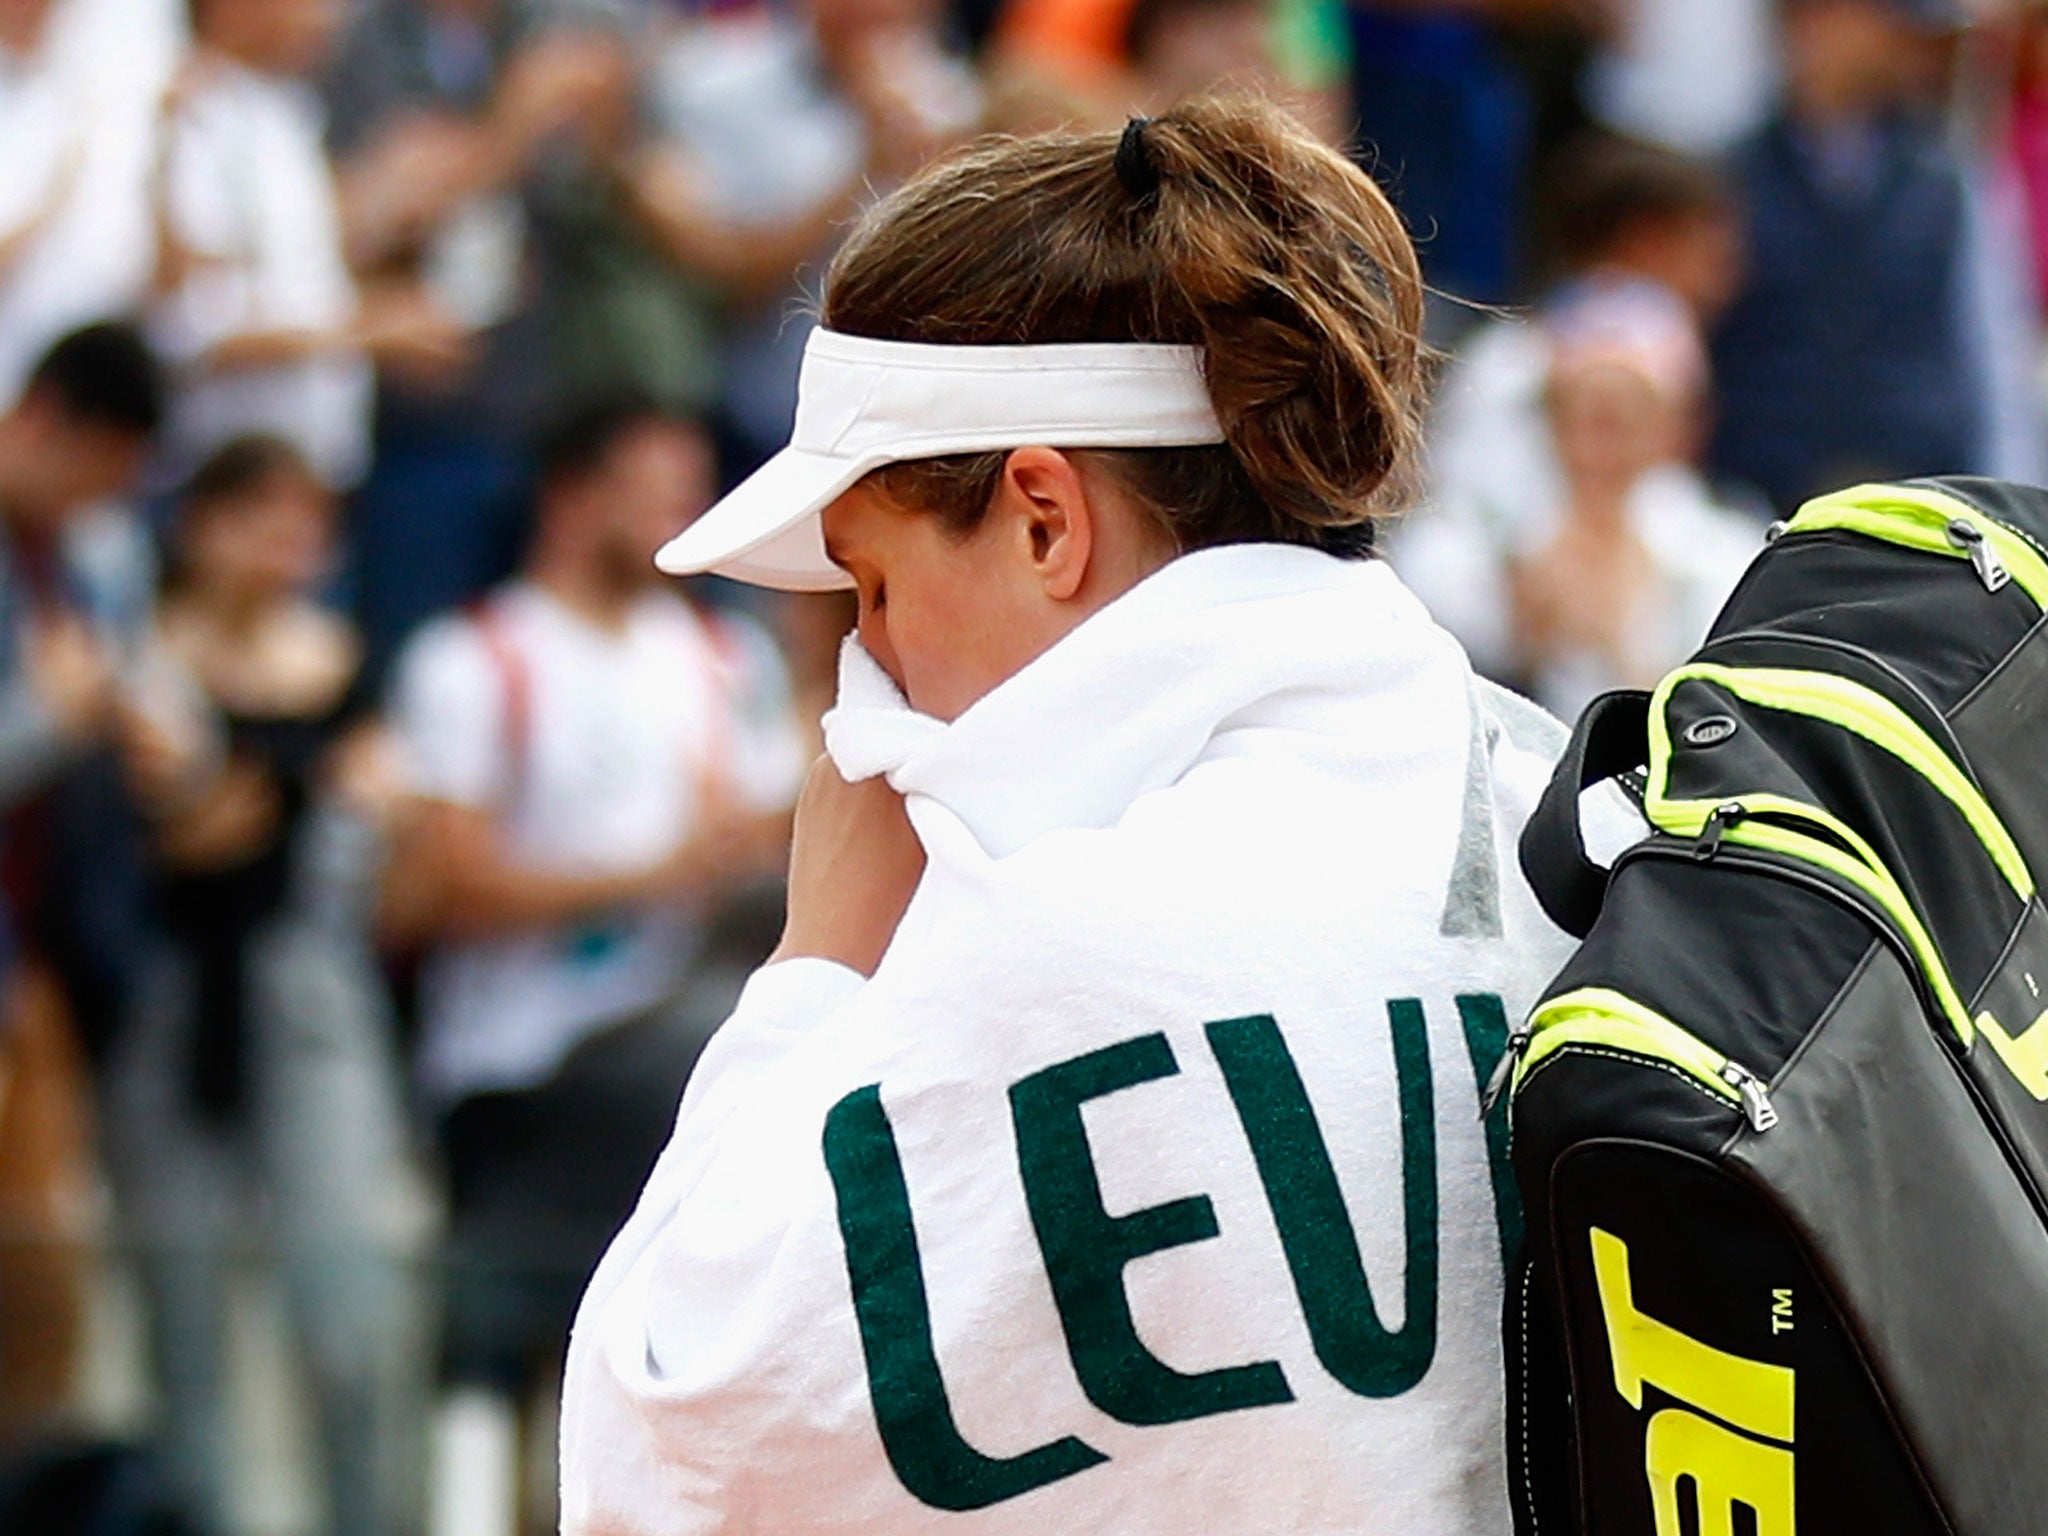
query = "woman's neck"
(1563, 472, 1639, 537)
(167, 588, 356, 717)
(529, 555, 641, 633)
(179, 580, 289, 644)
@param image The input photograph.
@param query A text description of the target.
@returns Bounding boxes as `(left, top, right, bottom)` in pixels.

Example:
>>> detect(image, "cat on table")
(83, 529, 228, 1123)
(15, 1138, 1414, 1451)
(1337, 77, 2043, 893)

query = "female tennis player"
(561, 94, 1575, 1535)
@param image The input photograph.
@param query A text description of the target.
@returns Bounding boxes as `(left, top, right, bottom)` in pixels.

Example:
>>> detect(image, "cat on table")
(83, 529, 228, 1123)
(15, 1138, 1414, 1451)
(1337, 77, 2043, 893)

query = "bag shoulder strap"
(464, 595, 534, 815)
(1518, 689, 1652, 939)
(685, 601, 744, 791)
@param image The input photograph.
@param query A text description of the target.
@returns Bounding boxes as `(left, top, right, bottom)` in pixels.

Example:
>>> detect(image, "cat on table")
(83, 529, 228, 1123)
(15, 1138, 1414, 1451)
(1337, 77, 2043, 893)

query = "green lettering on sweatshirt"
(823, 1085, 1108, 1510)
(1208, 1003, 1438, 1398)
(1011, 1033, 1295, 1425)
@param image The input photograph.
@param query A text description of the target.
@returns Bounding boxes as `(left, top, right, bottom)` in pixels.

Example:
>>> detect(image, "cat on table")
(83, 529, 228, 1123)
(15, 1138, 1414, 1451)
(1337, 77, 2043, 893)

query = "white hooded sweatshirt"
(560, 543, 1577, 1535)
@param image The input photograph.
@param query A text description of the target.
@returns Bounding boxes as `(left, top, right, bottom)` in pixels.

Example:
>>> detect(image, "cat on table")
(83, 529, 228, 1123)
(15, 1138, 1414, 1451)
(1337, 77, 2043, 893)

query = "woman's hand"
(25, 615, 116, 745)
(152, 756, 282, 872)
(324, 721, 413, 832)
(354, 284, 475, 384)
(115, 700, 207, 812)
(769, 758, 926, 977)
(336, 113, 490, 265)
(1507, 522, 1654, 672)
(491, 34, 627, 166)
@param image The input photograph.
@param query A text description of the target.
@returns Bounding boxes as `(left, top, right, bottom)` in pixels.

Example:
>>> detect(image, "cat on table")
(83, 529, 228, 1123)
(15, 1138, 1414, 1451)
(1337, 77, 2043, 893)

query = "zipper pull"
(1947, 518, 2011, 593)
(1480, 1019, 1533, 1119)
(1693, 802, 1747, 861)
(1721, 1060, 1780, 1133)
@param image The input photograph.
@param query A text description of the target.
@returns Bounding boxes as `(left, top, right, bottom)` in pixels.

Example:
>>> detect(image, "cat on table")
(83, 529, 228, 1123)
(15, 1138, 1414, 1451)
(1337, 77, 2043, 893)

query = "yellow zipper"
(1716, 814, 1977, 1049)
(1511, 987, 1778, 1132)
(1643, 786, 1978, 1049)
(1649, 663, 2035, 903)
(1786, 483, 2048, 607)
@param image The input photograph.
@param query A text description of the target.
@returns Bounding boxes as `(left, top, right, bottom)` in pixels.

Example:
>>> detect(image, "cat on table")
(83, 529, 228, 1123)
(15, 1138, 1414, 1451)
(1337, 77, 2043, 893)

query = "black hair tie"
(1115, 116, 1162, 203)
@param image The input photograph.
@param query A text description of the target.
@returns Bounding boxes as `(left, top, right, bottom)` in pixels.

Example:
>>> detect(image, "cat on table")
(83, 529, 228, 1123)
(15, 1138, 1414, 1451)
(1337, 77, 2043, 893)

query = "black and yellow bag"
(1504, 478, 2048, 1535)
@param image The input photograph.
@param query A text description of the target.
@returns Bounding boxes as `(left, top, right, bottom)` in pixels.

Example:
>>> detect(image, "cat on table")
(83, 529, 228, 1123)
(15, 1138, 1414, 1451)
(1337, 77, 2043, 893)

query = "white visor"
(655, 328, 1225, 590)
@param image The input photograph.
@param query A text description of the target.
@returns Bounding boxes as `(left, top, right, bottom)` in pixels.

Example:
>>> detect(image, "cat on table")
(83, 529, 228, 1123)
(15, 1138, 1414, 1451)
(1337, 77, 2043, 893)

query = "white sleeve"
(389, 620, 510, 811)
(0, 83, 66, 234)
(148, 107, 254, 365)
(249, 116, 360, 333)
(559, 956, 868, 1535)
(151, 93, 359, 362)
(149, 253, 257, 366)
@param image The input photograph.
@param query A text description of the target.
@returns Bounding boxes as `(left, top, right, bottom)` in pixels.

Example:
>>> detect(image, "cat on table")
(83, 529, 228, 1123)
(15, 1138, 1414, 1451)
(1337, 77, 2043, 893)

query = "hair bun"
(1115, 117, 1162, 203)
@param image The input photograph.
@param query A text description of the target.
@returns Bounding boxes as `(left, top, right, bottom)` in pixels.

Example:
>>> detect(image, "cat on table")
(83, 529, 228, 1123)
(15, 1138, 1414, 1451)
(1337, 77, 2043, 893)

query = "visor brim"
(654, 446, 865, 592)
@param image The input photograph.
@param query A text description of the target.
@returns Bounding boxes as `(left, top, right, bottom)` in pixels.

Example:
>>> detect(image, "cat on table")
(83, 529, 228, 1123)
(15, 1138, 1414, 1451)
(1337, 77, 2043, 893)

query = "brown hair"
(180, 434, 321, 515)
(1546, 133, 1733, 276)
(821, 93, 1428, 558)
(165, 434, 327, 594)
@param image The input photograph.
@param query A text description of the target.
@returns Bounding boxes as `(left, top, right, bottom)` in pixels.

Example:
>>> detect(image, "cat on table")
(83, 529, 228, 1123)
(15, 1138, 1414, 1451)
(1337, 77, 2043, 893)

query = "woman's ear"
(996, 446, 1095, 602)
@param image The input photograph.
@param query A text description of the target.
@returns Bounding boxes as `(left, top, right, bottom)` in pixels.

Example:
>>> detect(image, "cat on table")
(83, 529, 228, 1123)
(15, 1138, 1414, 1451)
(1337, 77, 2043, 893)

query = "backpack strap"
(1518, 689, 1651, 940)
(464, 596, 534, 816)
(690, 604, 744, 795)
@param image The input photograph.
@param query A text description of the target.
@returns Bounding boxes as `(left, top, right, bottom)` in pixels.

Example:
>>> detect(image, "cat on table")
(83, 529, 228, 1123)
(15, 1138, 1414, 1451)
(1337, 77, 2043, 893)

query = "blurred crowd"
(1397, 0, 2048, 719)
(1, 0, 2047, 1532)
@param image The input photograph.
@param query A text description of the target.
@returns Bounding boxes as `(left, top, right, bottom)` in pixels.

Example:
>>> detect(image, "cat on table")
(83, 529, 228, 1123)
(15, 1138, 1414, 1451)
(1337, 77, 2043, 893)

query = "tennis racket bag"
(1502, 477, 2048, 1535)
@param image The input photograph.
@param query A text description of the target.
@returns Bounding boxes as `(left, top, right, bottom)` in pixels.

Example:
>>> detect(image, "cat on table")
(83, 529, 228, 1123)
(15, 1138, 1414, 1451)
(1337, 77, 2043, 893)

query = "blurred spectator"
(0, 323, 165, 1043)
(382, 400, 799, 1536)
(990, 0, 1135, 92)
(327, 0, 626, 298)
(0, 326, 162, 810)
(0, 324, 162, 1440)
(2008, 5, 2048, 308)
(628, 0, 982, 473)
(1541, 131, 1748, 317)
(988, 0, 1614, 309)
(1507, 287, 1759, 715)
(1583, 0, 1779, 155)
(1965, 4, 2048, 486)
(100, 436, 420, 1536)
(1397, 283, 1758, 715)
(42, 0, 186, 95)
(514, 25, 725, 432)
(323, 0, 637, 673)
(0, 0, 178, 410)
(991, 0, 1351, 139)
(1708, 0, 1992, 512)
(1123, 0, 1350, 141)
(151, 0, 464, 493)
(1344, 6, 1534, 311)
(1425, 134, 1746, 550)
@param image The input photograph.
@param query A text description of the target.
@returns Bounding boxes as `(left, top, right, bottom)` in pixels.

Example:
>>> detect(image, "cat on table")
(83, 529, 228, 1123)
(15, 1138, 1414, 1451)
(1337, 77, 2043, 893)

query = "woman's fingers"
(770, 758, 927, 976)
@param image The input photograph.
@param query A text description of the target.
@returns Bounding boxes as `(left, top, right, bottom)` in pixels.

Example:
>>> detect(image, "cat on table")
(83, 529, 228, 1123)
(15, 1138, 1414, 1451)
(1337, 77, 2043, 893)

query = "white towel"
(561, 543, 1576, 1535)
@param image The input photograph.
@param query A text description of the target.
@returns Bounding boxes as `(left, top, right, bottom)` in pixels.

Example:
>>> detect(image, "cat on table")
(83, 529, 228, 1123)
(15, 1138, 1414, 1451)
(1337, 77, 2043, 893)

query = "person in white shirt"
(1509, 285, 1760, 719)
(384, 398, 800, 1536)
(151, 0, 463, 490)
(0, 0, 179, 410)
(1583, 0, 1779, 157)
(1401, 281, 1760, 720)
(560, 96, 1579, 1536)
(1418, 135, 1746, 563)
(626, 0, 983, 470)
